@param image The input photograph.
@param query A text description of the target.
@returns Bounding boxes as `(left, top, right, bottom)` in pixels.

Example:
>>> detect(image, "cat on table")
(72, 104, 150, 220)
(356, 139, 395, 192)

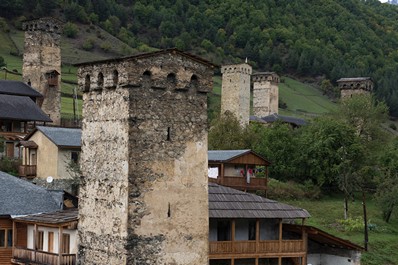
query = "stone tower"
(337, 77, 373, 99)
(76, 49, 214, 265)
(252, 72, 280, 117)
(22, 17, 63, 125)
(221, 63, 252, 126)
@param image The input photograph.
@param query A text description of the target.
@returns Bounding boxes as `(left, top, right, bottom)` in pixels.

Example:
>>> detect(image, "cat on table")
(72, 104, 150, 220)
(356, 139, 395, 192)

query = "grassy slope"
(282, 195, 398, 265)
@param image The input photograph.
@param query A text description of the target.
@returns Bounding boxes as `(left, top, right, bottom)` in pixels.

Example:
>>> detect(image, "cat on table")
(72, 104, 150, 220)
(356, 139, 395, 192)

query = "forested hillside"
(2, 0, 398, 114)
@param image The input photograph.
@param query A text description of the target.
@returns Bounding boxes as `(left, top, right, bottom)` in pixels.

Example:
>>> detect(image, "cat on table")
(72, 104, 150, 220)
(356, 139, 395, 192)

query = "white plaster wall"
(307, 253, 359, 265)
(27, 225, 77, 254)
(224, 165, 244, 177)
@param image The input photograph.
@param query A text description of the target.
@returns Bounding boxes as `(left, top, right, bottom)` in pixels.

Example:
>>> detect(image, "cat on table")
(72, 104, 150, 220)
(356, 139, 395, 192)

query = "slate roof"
(0, 80, 42, 98)
(208, 183, 310, 219)
(250, 114, 307, 126)
(13, 208, 78, 225)
(208, 149, 251, 162)
(0, 171, 63, 216)
(0, 94, 52, 122)
(33, 126, 82, 148)
(74, 48, 218, 68)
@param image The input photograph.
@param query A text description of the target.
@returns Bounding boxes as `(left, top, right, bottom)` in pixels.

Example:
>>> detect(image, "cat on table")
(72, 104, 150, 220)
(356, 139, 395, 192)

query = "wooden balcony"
(209, 239, 305, 258)
(12, 247, 76, 265)
(209, 176, 267, 191)
(18, 165, 36, 178)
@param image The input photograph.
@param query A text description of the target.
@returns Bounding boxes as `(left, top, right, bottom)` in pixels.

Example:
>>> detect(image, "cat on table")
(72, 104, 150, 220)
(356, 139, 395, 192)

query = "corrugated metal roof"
(13, 208, 78, 224)
(0, 80, 42, 97)
(0, 94, 52, 122)
(208, 150, 251, 162)
(0, 171, 62, 216)
(35, 126, 81, 148)
(208, 183, 310, 219)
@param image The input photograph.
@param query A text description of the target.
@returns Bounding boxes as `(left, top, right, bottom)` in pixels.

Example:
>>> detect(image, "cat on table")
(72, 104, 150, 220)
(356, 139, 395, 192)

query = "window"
(37, 231, 44, 250)
(97, 72, 104, 89)
(0, 230, 5, 247)
(0, 229, 12, 248)
(71, 152, 79, 164)
(113, 70, 119, 87)
(217, 221, 231, 241)
(84, 74, 90, 92)
(248, 221, 256, 240)
(62, 234, 70, 254)
(48, 232, 54, 253)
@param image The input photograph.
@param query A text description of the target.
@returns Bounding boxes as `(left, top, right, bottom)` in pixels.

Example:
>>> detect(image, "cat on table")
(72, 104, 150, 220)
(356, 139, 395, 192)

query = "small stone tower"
(22, 17, 63, 125)
(76, 49, 214, 265)
(252, 72, 280, 117)
(337, 77, 373, 99)
(221, 63, 252, 126)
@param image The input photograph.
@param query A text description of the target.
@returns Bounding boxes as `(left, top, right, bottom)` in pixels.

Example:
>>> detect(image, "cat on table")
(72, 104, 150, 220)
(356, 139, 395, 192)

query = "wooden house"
(11, 209, 78, 265)
(18, 126, 81, 182)
(0, 80, 52, 158)
(208, 150, 270, 192)
(208, 183, 363, 265)
(0, 171, 65, 265)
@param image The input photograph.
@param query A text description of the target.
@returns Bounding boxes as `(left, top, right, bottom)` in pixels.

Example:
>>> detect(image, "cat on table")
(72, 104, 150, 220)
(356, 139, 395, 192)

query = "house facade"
(208, 150, 270, 192)
(0, 81, 52, 159)
(18, 126, 81, 193)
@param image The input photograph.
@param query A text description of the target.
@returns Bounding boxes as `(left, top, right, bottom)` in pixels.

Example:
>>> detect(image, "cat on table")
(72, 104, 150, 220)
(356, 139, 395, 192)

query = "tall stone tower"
(221, 63, 252, 126)
(252, 72, 280, 117)
(337, 77, 373, 99)
(22, 17, 63, 125)
(76, 49, 214, 265)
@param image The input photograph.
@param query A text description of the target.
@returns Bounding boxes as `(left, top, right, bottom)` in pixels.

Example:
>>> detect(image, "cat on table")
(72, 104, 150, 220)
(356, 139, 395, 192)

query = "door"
(6, 142, 14, 158)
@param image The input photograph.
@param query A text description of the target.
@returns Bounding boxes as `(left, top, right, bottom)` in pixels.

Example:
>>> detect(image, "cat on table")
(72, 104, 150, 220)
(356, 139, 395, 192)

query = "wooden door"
(48, 232, 54, 252)
(6, 142, 14, 158)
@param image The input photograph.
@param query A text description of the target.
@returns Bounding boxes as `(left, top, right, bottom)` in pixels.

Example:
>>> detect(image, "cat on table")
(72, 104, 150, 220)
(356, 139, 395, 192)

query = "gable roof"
(0, 94, 52, 122)
(0, 80, 42, 98)
(31, 126, 82, 148)
(74, 48, 218, 68)
(208, 183, 310, 219)
(0, 171, 62, 216)
(250, 114, 307, 127)
(208, 149, 252, 162)
(284, 224, 364, 251)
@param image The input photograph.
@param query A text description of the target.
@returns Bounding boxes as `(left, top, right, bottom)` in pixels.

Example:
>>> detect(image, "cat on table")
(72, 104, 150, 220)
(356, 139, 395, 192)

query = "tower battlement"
(252, 72, 280, 84)
(337, 77, 373, 99)
(221, 63, 252, 75)
(22, 17, 63, 34)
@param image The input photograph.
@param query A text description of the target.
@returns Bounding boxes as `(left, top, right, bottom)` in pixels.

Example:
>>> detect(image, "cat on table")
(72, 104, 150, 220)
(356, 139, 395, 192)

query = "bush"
(82, 38, 95, 51)
(100, 41, 111, 52)
(0, 157, 20, 176)
(389, 123, 397, 131)
(337, 217, 364, 232)
(64, 22, 78, 38)
(263, 178, 321, 200)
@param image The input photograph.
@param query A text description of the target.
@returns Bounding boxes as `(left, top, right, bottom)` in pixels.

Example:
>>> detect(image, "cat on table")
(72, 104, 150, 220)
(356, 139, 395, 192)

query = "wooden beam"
(256, 219, 260, 253)
(33, 224, 37, 262)
(231, 219, 235, 253)
(279, 219, 282, 253)
(220, 164, 224, 185)
(58, 226, 63, 265)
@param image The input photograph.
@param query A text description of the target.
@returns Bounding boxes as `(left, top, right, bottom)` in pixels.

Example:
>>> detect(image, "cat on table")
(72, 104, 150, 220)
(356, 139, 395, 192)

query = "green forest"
(2, 0, 398, 115)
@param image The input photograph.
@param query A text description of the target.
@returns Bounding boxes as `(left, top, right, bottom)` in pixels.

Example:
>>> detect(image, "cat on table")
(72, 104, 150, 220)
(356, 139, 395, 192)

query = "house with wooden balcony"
(208, 150, 270, 192)
(18, 126, 81, 193)
(11, 209, 78, 265)
(0, 171, 66, 265)
(0, 80, 52, 159)
(208, 183, 363, 265)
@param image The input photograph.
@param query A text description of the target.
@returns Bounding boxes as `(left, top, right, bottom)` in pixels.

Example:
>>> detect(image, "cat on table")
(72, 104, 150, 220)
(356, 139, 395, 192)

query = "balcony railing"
(12, 247, 76, 265)
(18, 165, 37, 178)
(209, 240, 304, 257)
(209, 176, 267, 191)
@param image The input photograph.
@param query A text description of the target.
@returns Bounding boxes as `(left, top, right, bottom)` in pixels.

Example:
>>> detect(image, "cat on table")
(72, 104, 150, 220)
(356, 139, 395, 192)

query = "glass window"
(7, 230, 12, 247)
(0, 230, 5, 247)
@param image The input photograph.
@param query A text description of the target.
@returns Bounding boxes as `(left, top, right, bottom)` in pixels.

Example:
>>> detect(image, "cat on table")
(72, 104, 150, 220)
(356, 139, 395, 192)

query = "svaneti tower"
(22, 17, 63, 125)
(252, 72, 280, 117)
(76, 49, 215, 264)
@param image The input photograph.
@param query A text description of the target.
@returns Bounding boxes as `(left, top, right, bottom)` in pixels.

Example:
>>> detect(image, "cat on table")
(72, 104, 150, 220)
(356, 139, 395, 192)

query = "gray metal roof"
(208, 183, 310, 219)
(208, 150, 251, 162)
(336, 77, 371, 82)
(0, 94, 52, 122)
(0, 171, 63, 216)
(0, 80, 42, 98)
(35, 126, 81, 148)
(251, 114, 307, 126)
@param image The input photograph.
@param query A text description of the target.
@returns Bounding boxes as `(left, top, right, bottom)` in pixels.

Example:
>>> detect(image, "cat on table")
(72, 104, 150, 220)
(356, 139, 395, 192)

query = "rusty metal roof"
(208, 183, 310, 219)
(13, 208, 78, 225)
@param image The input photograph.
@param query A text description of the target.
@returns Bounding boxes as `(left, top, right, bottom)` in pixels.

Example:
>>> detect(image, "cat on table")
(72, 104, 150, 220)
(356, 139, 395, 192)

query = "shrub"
(0, 157, 20, 176)
(389, 123, 397, 131)
(337, 217, 364, 232)
(100, 41, 111, 52)
(82, 38, 95, 51)
(263, 178, 321, 200)
(64, 22, 78, 38)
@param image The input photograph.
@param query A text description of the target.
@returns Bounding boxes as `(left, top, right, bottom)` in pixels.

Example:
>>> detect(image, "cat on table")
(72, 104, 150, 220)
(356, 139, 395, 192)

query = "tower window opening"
(97, 72, 104, 89)
(113, 70, 119, 87)
(167, 127, 171, 141)
(167, 73, 176, 84)
(84, 74, 90, 92)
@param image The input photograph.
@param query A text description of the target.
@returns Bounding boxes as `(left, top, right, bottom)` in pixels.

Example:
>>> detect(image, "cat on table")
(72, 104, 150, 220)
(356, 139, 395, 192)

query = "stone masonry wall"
(221, 63, 252, 126)
(252, 73, 280, 117)
(77, 51, 213, 265)
(22, 18, 62, 125)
